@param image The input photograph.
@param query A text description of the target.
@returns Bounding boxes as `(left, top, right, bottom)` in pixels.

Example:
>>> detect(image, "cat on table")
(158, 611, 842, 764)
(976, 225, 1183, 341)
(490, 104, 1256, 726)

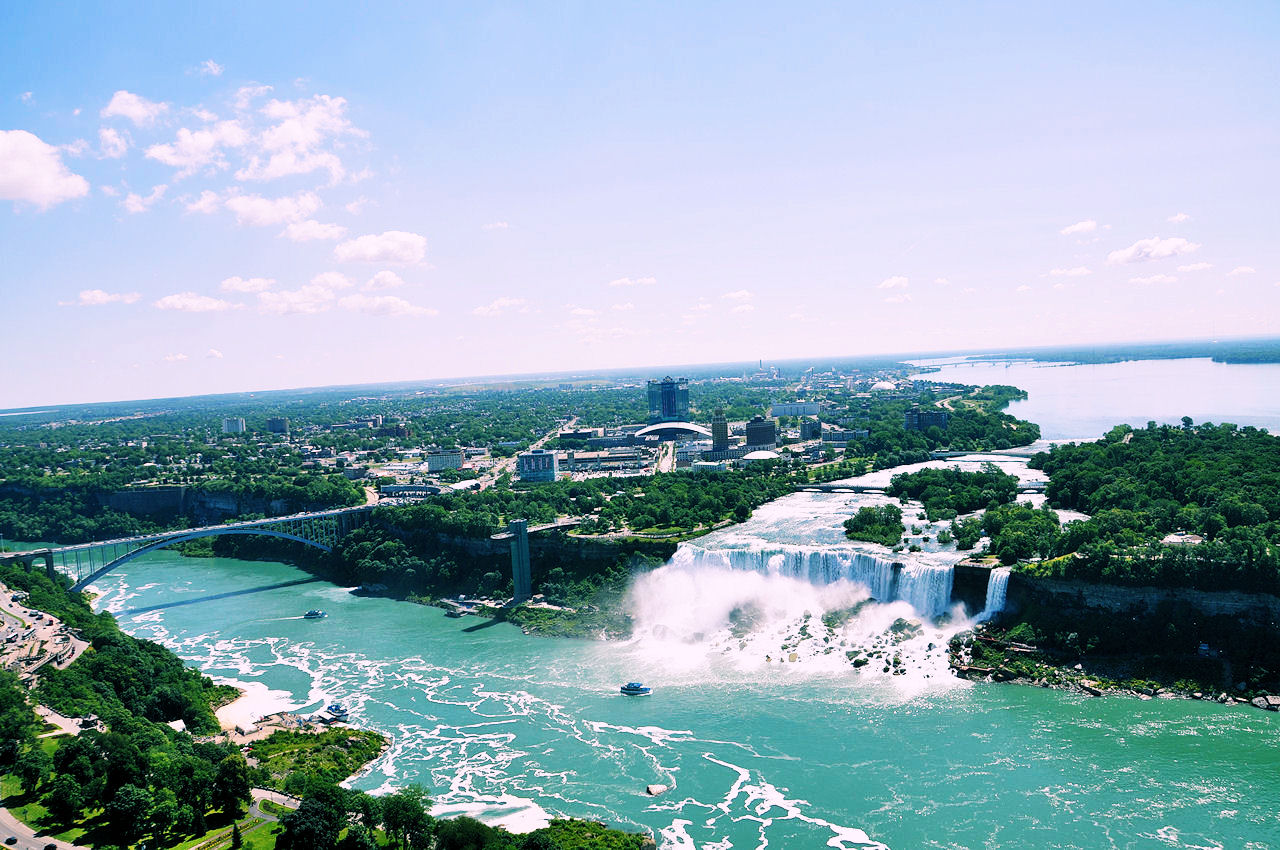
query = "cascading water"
(976, 567, 1011, 622)
(671, 542, 956, 619)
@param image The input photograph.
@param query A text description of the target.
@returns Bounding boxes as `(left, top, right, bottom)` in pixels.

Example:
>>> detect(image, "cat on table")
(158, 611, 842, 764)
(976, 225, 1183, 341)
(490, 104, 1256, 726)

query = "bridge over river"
(1, 506, 374, 591)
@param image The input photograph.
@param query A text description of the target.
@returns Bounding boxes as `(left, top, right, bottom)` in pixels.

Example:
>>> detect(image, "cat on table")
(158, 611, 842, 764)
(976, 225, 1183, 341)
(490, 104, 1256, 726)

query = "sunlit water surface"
(73, 477, 1280, 849)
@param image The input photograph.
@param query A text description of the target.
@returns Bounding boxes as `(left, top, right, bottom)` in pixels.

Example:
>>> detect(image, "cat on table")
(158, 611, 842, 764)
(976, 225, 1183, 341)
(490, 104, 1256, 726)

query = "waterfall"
(976, 567, 1011, 622)
(673, 542, 956, 619)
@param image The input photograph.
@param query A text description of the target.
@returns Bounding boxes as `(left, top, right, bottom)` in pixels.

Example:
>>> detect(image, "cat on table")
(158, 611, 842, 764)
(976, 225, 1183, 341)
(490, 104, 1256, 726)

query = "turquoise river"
(79, 470, 1280, 850)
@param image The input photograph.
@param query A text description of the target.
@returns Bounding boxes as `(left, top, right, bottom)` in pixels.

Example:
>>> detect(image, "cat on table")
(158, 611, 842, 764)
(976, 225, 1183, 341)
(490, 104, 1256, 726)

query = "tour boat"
(620, 682, 652, 696)
(324, 703, 350, 721)
(303, 609, 327, 619)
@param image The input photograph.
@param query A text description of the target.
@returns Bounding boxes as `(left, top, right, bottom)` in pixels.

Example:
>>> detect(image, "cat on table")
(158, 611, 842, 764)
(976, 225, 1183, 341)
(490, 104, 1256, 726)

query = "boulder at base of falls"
(646, 784, 669, 796)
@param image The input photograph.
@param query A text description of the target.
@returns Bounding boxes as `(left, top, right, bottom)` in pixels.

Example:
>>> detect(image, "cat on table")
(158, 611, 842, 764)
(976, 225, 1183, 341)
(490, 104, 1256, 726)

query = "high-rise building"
(517, 448, 559, 482)
(646, 376, 690, 423)
(221, 417, 246, 434)
(711, 407, 729, 451)
(799, 419, 822, 440)
(904, 406, 950, 431)
(266, 417, 290, 435)
(770, 402, 820, 417)
(745, 415, 777, 449)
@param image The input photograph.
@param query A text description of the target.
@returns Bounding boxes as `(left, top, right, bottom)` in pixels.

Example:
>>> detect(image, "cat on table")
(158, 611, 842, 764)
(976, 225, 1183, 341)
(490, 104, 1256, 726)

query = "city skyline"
(3, 2, 1279, 407)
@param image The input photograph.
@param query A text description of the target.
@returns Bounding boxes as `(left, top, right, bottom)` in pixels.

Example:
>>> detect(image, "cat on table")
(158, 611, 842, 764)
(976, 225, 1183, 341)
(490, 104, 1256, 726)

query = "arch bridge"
(1, 506, 374, 591)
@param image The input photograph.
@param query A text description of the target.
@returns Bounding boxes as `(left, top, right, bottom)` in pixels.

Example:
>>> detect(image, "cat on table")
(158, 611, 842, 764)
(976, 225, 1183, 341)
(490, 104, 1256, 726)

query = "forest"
(980, 422, 1280, 594)
(885, 464, 1020, 521)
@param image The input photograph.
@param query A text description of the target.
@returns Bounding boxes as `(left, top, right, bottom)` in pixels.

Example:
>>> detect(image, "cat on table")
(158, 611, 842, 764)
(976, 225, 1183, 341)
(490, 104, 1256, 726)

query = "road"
(479, 417, 575, 488)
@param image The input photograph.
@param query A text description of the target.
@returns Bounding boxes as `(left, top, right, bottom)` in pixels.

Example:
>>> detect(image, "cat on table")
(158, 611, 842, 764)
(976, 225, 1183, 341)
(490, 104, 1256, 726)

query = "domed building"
(741, 449, 781, 463)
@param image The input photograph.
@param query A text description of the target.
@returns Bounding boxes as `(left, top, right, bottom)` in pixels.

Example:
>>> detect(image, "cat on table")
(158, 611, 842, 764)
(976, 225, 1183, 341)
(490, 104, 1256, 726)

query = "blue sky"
(2, 2, 1278, 406)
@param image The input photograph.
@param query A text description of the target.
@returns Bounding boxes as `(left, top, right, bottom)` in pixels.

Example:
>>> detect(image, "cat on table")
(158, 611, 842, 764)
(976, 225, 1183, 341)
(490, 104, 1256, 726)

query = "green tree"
(45, 773, 85, 823)
(213, 752, 253, 817)
(105, 783, 153, 844)
(15, 746, 52, 793)
(381, 785, 433, 849)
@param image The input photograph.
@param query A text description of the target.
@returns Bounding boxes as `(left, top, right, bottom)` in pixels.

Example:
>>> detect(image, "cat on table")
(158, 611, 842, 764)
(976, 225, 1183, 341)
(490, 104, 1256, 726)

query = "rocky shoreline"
(949, 626, 1280, 712)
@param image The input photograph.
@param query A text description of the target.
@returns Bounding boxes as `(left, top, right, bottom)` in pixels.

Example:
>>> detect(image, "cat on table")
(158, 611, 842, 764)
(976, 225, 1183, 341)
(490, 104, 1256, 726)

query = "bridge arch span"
(70, 528, 333, 592)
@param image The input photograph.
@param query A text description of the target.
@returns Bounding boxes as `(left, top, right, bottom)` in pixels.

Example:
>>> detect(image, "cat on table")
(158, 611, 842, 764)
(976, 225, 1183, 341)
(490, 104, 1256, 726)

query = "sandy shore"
(215, 679, 303, 731)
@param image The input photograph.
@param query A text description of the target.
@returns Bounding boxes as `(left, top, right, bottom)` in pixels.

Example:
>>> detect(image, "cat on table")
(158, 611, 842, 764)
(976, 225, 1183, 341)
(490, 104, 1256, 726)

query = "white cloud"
(200, 59, 224, 77)
(612, 302, 634, 311)
(220, 276, 275, 293)
(282, 219, 347, 241)
(1060, 219, 1098, 236)
(690, 301, 711, 311)
(877, 276, 909, 289)
(310, 271, 354, 290)
(20, 92, 33, 105)
(608, 276, 657, 287)
(731, 303, 755, 313)
(1130, 274, 1178, 285)
(253, 272, 357, 315)
(163, 352, 189, 362)
(365, 271, 405, 290)
(722, 289, 754, 300)
(257, 284, 336, 315)
(472, 297, 527, 317)
(190, 108, 218, 122)
(185, 190, 221, 214)
(224, 191, 320, 226)
(100, 185, 119, 197)
(345, 197, 370, 215)
(1177, 262, 1212, 272)
(145, 120, 250, 178)
(61, 139, 89, 157)
(337, 293, 436, 317)
(482, 221, 509, 230)
(58, 288, 140, 307)
(570, 306, 597, 316)
(934, 277, 950, 285)
(233, 85, 274, 111)
(883, 293, 912, 304)
(1016, 285, 1032, 292)
(122, 184, 167, 214)
(1228, 266, 1256, 276)
(334, 230, 427, 264)
(1107, 236, 1201, 264)
(206, 348, 224, 359)
(99, 127, 129, 159)
(1049, 266, 1091, 277)
(154, 292, 239, 312)
(0, 130, 90, 208)
(235, 94, 363, 184)
(1167, 212, 1191, 223)
(101, 90, 169, 126)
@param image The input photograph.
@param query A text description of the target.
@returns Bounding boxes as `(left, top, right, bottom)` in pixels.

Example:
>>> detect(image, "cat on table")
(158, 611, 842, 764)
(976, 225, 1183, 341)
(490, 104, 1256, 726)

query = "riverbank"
(949, 624, 1280, 711)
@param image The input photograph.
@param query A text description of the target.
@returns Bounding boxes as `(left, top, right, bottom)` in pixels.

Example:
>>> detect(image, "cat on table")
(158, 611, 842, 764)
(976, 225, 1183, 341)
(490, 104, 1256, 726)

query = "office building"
(266, 417, 290, 435)
(221, 417, 246, 434)
(904, 406, 950, 431)
(800, 419, 822, 440)
(424, 448, 464, 472)
(517, 448, 559, 482)
(744, 415, 777, 449)
(646, 376, 690, 423)
(711, 407, 729, 452)
(770, 402, 820, 417)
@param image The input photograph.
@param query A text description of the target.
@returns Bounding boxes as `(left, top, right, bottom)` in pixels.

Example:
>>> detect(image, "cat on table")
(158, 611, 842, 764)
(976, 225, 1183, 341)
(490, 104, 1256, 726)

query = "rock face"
(646, 784, 668, 796)
(1251, 697, 1271, 710)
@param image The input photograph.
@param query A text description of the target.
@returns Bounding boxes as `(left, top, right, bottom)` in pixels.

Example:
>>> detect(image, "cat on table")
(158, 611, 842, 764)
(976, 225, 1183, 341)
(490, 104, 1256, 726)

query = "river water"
(913, 357, 1280, 440)
(77, 457, 1280, 849)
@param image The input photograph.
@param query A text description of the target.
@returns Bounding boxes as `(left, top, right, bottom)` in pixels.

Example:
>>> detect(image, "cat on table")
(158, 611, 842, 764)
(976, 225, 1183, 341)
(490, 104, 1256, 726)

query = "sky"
(2, 2, 1278, 407)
